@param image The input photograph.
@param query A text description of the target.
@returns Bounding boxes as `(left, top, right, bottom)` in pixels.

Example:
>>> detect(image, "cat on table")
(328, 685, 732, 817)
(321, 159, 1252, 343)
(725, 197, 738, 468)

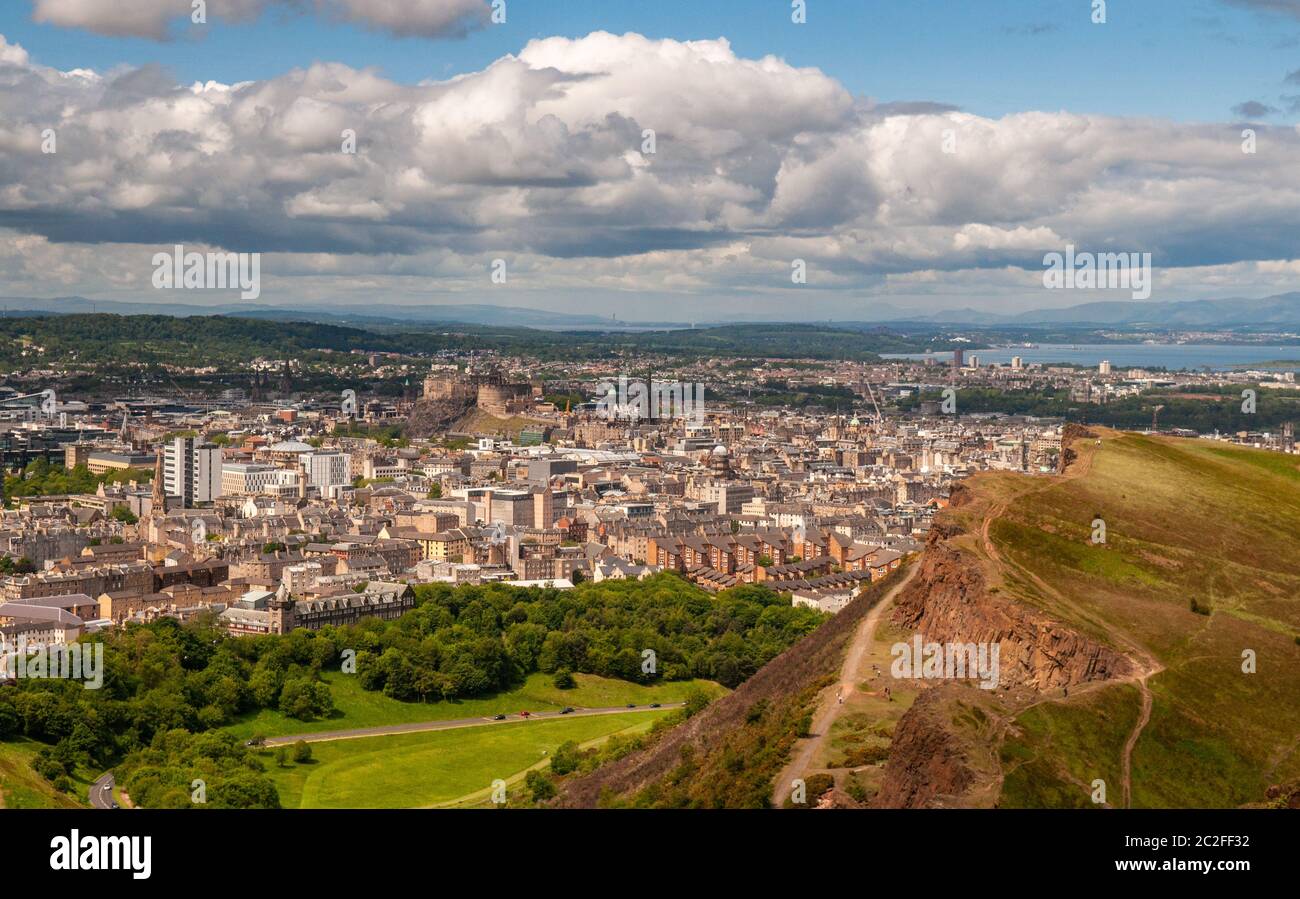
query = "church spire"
(151, 445, 165, 514)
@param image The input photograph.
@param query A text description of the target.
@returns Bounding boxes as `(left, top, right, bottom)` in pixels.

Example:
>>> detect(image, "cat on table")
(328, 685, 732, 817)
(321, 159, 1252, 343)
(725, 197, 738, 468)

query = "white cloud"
(29, 0, 489, 40)
(324, 0, 489, 38)
(1, 30, 1299, 313)
(0, 34, 31, 66)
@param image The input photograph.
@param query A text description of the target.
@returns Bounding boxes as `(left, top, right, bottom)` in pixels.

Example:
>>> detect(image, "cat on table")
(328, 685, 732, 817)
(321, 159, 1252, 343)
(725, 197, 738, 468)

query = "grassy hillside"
(554, 432, 1299, 810)
(0, 739, 83, 809)
(554, 570, 912, 808)
(950, 432, 1300, 807)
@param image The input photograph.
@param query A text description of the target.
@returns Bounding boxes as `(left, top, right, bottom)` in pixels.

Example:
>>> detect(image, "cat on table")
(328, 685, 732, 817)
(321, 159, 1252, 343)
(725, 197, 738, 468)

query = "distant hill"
(0, 314, 960, 366)
(0, 296, 685, 330)
(8, 292, 1300, 330)
(871, 292, 1300, 328)
(0, 312, 416, 367)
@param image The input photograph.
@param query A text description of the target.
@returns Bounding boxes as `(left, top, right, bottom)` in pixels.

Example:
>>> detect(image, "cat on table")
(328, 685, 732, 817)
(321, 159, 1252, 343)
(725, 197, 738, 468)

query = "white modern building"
(307, 451, 351, 495)
(221, 463, 282, 496)
(163, 437, 222, 507)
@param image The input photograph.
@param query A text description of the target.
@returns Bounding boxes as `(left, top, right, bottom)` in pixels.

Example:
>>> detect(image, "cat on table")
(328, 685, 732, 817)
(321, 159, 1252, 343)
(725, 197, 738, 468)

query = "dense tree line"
(0, 575, 822, 807)
(724, 380, 862, 410)
(0, 314, 414, 367)
(356, 576, 824, 702)
(0, 314, 968, 371)
(0, 615, 335, 807)
(116, 729, 281, 809)
(4, 459, 152, 502)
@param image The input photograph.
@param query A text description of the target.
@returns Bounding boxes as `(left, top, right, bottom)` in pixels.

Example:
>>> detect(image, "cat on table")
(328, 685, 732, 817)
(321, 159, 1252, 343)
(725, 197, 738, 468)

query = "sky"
(2, 0, 1300, 321)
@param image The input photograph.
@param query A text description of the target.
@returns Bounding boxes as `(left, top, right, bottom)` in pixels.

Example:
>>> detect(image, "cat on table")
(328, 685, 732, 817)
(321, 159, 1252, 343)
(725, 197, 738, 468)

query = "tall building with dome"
(708, 444, 731, 476)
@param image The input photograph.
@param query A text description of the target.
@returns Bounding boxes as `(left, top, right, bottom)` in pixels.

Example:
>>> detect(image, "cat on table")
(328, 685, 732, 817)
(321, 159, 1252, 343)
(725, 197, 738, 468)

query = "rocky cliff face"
(873, 525, 1133, 808)
(869, 685, 982, 809)
(405, 394, 476, 439)
(891, 532, 1133, 692)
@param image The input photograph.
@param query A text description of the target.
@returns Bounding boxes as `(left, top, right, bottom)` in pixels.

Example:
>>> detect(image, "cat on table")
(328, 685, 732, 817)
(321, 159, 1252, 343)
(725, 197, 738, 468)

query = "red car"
(519, 710, 531, 718)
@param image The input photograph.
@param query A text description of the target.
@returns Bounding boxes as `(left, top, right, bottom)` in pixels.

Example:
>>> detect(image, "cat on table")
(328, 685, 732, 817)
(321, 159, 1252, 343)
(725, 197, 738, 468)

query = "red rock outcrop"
(869, 686, 980, 808)
(890, 535, 1132, 692)
(873, 526, 1134, 808)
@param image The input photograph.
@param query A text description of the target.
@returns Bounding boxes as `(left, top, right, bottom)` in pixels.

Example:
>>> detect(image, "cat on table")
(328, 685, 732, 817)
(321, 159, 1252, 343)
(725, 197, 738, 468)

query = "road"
(89, 772, 116, 809)
(770, 564, 920, 808)
(260, 702, 684, 746)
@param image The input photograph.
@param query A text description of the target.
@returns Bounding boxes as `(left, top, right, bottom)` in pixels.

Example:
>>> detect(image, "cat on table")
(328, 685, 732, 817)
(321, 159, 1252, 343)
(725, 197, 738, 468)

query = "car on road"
(492, 714, 506, 720)
(519, 710, 531, 718)
(560, 707, 575, 714)
(626, 703, 636, 708)
(650, 703, 661, 708)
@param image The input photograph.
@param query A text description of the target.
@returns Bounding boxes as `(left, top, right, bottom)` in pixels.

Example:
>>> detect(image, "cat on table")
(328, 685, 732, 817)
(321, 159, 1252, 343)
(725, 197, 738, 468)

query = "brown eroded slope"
(874, 429, 1300, 808)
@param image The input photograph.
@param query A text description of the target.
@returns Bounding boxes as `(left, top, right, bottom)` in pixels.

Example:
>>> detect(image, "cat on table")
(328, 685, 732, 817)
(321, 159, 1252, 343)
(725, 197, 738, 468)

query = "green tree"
(525, 769, 556, 802)
(683, 686, 711, 718)
(550, 740, 581, 776)
(278, 678, 334, 720)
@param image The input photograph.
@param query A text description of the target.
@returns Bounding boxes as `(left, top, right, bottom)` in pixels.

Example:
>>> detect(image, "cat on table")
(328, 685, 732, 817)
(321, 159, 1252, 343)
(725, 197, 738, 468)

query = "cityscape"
(0, 0, 1295, 884)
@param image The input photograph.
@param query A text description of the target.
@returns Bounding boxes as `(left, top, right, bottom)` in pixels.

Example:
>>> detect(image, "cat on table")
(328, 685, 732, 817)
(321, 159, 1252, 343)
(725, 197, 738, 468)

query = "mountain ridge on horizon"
(2, 292, 1299, 330)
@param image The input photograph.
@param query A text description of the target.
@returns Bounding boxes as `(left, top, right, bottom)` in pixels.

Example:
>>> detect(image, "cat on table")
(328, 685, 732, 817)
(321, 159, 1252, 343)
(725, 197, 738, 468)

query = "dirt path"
(1013, 551, 1160, 809)
(770, 563, 919, 807)
(978, 432, 1162, 808)
(1121, 684, 1153, 808)
(261, 703, 681, 746)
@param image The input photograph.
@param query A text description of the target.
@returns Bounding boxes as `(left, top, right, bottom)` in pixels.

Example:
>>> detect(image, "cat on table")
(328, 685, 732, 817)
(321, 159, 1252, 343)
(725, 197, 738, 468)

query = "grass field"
(960, 432, 1300, 807)
(225, 671, 723, 740)
(0, 674, 716, 809)
(262, 710, 667, 808)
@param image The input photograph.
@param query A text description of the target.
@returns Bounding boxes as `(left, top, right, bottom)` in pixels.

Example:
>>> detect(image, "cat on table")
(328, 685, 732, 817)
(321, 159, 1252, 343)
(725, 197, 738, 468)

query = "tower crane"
(1151, 403, 1166, 433)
